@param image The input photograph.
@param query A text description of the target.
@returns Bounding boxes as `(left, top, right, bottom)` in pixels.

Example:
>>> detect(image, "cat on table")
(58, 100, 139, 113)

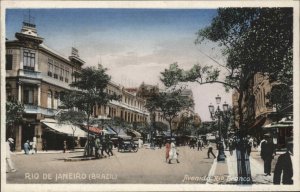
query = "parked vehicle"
(118, 139, 138, 152)
(206, 133, 216, 142)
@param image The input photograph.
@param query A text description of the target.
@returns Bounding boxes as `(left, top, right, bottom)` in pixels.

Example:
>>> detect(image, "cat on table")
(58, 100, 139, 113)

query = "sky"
(6, 8, 232, 121)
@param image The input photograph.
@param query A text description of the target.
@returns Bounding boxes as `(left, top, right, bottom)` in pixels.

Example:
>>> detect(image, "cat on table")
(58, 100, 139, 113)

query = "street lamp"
(208, 95, 227, 162)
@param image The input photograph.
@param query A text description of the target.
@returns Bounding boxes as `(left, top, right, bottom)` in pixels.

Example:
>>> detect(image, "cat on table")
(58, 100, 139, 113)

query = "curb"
(64, 157, 98, 162)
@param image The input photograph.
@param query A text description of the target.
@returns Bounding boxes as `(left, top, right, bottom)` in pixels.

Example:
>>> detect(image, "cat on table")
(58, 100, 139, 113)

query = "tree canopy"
(59, 66, 120, 155)
(145, 89, 194, 136)
(160, 8, 293, 128)
(6, 100, 25, 138)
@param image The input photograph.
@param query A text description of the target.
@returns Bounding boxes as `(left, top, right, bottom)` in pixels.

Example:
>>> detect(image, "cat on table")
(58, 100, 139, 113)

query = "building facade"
(5, 21, 149, 151)
(232, 72, 292, 147)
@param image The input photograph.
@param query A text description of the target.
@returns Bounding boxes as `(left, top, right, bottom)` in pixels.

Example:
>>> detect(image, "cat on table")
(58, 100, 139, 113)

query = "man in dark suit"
(260, 137, 276, 176)
(273, 141, 293, 184)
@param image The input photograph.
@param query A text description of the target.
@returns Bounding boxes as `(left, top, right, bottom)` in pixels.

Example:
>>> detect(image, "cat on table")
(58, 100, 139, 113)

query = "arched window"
(47, 90, 52, 109)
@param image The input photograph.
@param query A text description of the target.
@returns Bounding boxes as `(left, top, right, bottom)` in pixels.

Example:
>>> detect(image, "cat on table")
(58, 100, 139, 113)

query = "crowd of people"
(83, 134, 114, 158)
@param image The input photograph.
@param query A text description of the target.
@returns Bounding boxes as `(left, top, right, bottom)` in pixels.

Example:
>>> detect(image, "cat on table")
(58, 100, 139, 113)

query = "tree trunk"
(169, 120, 172, 138)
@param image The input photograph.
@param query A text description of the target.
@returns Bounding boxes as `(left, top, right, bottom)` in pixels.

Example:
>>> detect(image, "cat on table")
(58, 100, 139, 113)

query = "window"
(65, 68, 69, 83)
(6, 54, 13, 70)
(60, 65, 64, 81)
(54, 63, 59, 79)
(23, 87, 34, 104)
(47, 90, 52, 108)
(23, 50, 35, 71)
(48, 59, 53, 77)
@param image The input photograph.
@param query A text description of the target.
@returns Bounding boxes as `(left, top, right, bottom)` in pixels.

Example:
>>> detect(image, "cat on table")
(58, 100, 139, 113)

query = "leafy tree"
(161, 8, 293, 131)
(57, 110, 86, 150)
(6, 100, 24, 138)
(145, 89, 194, 137)
(60, 66, 120, 156)
(266, 84, 293, 112)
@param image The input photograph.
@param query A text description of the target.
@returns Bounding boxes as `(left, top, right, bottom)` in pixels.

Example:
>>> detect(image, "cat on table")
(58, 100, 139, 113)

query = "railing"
(109, 100, 149, 115)
(24, 104, 59, 116)
(19, 69, 41, 79)
(18, 69, 71, 90)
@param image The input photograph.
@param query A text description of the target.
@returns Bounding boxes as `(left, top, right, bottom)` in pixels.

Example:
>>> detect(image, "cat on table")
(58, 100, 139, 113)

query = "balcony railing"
(24, 104, 59, 116)
(19, 69, 41, 79)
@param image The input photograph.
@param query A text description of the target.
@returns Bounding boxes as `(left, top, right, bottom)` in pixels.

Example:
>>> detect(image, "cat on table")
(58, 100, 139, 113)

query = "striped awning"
(42, 122, 87, 137)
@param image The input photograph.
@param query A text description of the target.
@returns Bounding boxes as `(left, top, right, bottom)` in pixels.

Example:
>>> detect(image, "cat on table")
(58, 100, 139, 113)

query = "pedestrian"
(107, 138, 114, 156)
(6, 138, 16, 173)
(261, 136, 276, 176)
(168, 142, 179, 164)
(42, 139, 47, 152)
(32, 137, 37, 154)
(207, 142, 216, 159)
(197, 139, 203, 151)
(89, 137, 95, 156)
(158, 139, 162, 149)
(101, 137, 109, 157)
(224, 139, 228, 149)
(246, 139, 252, 156)
(84, 139, 89, 156)
(229, 139, 235, 156)
(24, 140, 30, 155)
(138, 138, 143, 149)
(95, 137, 101, 159)
(165, 139, 171, 162)
(273, 141, 293, 184)
(258, 137, 266, 152)
(63, 140, 67, 153)
(189, 139, 195, 149)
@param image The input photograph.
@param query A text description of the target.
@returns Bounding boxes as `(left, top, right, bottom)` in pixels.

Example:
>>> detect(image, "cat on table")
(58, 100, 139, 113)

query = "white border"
(1, 1, 299, 191)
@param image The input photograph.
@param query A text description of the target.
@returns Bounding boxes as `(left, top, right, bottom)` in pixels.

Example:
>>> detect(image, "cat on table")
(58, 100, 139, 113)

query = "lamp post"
(208, 95, 228, 162)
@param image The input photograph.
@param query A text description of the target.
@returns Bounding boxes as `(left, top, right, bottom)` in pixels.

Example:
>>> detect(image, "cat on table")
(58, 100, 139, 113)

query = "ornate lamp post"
(208, 95, 228, 161)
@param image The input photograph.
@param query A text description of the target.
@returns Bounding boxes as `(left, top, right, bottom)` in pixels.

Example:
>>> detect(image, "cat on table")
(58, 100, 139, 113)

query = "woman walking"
(165, 139, 171, 162)
(168, 142, 179, 164)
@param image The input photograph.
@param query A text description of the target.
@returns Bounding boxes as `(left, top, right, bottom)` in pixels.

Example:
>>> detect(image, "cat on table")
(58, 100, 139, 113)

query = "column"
(20, 48, 24, 70)
(35, 52, 39, 71)
(35, 123, 43, 151)
(18, 83, 22, 102)
(37, 84, 41, 106)
(15, 125, 22, 151)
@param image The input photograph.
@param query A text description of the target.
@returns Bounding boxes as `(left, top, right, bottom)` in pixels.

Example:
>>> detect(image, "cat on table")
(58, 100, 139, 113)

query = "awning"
(110, 126, 131, 139)
(127, 129, 142, 138)
(42, 122, 87, 137)
(263, 123, 293, 129)
(104, 126, 117, 135)
(82, 126, 105, 135)
(249, 116, 267, 129)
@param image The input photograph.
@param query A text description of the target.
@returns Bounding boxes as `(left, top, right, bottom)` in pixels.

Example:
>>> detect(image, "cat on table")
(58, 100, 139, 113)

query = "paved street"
(7, 146, 214, 184)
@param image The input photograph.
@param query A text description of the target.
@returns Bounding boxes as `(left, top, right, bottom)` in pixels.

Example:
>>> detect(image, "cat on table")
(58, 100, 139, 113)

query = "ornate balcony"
(18, 69, 41, 79)
(24, 104, 58, 117)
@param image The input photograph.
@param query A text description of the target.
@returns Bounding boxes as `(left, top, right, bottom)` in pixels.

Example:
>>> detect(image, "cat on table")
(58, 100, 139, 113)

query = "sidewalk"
(207, 148, 280, 184)
(13, 148, 84, 155)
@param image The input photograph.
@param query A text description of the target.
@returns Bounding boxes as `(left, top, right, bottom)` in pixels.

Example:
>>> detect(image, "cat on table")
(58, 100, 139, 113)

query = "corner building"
(5, 21, 149, 151)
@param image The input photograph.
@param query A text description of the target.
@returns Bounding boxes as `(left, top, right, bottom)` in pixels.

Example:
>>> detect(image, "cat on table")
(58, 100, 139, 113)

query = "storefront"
(262, 117, 293, 150)
(41, 119, 87, 150)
